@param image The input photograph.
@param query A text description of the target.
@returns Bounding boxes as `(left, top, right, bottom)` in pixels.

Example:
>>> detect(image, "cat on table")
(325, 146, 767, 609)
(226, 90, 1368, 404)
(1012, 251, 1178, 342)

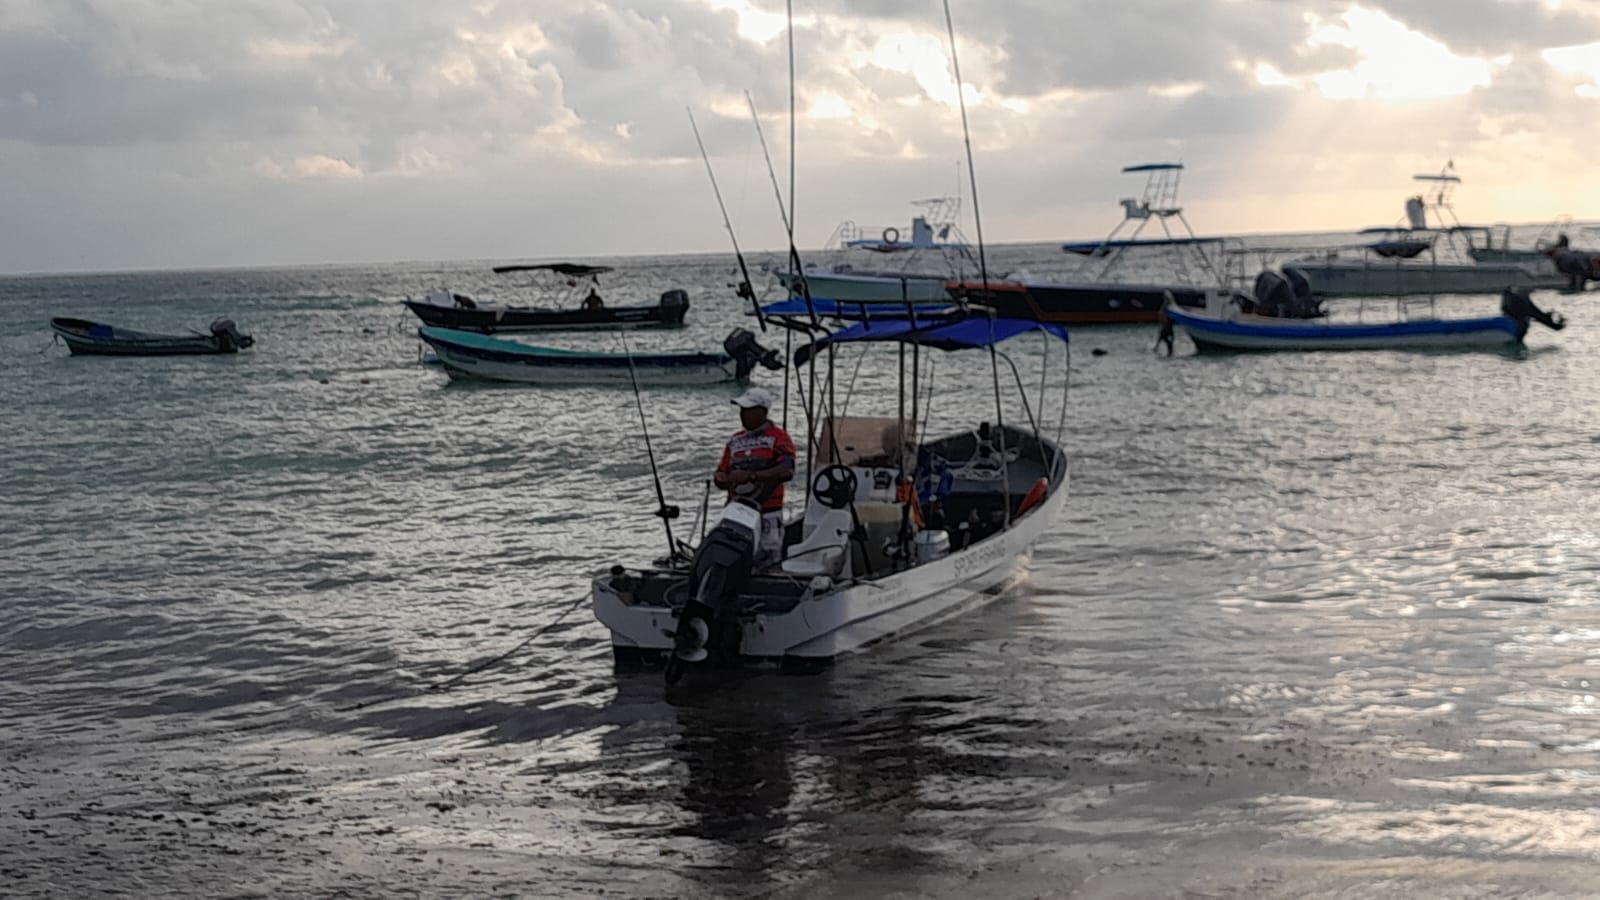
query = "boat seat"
(780, 508, 852, 579)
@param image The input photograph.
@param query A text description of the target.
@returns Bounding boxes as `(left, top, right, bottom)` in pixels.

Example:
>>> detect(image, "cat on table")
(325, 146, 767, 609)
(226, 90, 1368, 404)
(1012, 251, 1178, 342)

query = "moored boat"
(947, 278, 1219, 324)
(1283, 168, 1569, 297)
(950, 163, 1242, 324)
(51, 317, 254, 356)
(404, 263, 690, 332)
(769, 196, 979, 303)
(1163, 283, 1566, 353)
(416, 326, 781, 386)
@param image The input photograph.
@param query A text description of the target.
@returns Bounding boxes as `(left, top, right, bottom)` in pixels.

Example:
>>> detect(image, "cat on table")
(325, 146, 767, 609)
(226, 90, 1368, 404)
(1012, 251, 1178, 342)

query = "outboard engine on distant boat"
(659, 289, 689, 310)
(1246, 269, 1323, 319)
(208, 318, 254, 351)
(665, 495, 762, 684)
(1549, 250, 1600, 291)
(1500, 287, 1566, 340)
(723, 328, 784, 379)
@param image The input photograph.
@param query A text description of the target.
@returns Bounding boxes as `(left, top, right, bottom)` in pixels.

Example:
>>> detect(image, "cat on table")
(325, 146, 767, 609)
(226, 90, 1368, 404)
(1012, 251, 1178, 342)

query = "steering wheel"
(811, 465, 858, 510)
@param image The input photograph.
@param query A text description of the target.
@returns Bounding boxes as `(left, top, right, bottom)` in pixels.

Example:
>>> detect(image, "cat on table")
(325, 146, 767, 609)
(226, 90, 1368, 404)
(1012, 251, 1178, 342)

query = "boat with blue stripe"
(1164, 285, 1566, 353)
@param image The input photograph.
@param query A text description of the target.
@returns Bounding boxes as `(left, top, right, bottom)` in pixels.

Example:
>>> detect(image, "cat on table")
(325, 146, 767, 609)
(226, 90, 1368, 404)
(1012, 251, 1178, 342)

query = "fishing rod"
(686, 107, 766, 331)
(745, 91, 819, 330)
(747, 89, 822, 464)
(942, 0, 1010, 529)
(618, 331, 681, 554)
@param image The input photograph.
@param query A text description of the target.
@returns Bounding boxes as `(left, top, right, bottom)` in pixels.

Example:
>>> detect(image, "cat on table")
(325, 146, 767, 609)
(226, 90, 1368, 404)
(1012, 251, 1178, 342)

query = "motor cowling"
(209, 318, 253, 350)
(1251, 269, 1322, 319)
(670, 498, 761, 672)
(1500, 287, 1566, 339)
(723, 328, 784, 378)
(690, 499, 760, 598)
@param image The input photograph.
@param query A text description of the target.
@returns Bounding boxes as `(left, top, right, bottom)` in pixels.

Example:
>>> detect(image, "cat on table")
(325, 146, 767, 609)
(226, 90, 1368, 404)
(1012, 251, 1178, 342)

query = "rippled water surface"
(4, 241, 1600, 898)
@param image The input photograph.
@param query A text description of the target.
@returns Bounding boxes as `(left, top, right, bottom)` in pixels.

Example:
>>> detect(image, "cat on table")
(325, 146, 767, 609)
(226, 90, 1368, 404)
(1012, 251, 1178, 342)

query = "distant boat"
(416, 326, 782, 386)
(1164, 283, 1566, 353)
(403, 263, 690, 332)
(51, 317, 254, 356)
(948, 278, 1219, 324)
(770, 196, 978, 303)
(950, 163, 1242, 324)
(1284, 166, 1569, 297)
(754, 298, 956, 320)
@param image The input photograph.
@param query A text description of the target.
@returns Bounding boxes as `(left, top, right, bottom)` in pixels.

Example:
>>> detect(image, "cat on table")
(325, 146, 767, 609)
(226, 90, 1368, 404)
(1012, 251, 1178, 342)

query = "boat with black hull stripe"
(403, 263, 689, 333)
(50, 317, 254, 356)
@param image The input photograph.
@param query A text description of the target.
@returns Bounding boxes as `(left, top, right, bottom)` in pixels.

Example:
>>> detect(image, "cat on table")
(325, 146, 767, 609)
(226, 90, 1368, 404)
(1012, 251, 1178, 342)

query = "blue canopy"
(794, 315, 1068, 366)
(757, 298, 957, 320)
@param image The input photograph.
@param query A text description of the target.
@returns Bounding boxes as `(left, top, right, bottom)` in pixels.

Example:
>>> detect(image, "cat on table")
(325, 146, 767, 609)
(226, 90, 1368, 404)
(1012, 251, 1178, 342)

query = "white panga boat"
(591, 311, 1072, 678)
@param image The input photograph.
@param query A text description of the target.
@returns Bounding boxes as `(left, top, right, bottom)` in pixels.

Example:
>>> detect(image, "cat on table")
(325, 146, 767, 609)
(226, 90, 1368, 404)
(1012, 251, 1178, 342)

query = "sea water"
(3, 236, 1600, 897)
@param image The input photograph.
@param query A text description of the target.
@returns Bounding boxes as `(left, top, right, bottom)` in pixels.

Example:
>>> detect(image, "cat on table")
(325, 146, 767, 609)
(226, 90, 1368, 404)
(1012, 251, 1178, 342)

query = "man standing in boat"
(715, 387, 795, 569)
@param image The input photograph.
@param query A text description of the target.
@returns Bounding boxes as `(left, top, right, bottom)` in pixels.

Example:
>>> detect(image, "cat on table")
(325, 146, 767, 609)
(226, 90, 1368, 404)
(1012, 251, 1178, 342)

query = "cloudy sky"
(1, 0, 1598, 274)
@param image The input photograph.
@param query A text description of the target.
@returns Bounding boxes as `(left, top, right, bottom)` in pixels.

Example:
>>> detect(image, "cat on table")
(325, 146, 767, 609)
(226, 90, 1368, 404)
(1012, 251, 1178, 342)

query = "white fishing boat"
(1284, 166, 1568, 297)
(769, 196, 976, 303)
(591, 312, 1071, 677)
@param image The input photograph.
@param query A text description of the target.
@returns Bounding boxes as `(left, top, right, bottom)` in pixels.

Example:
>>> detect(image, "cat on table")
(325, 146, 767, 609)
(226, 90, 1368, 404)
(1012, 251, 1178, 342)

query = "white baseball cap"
(732, 386, 776, 409)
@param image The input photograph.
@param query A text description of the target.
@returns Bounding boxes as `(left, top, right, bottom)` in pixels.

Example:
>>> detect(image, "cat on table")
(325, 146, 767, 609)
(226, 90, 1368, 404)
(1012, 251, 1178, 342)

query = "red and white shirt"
(716, 421, 797, 512)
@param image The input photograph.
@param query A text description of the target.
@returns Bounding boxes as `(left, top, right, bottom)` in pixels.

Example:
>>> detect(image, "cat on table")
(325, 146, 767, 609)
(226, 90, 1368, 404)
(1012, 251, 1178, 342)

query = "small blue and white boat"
(1164, 284, 1566, 353)
(416, 326, 781, 386)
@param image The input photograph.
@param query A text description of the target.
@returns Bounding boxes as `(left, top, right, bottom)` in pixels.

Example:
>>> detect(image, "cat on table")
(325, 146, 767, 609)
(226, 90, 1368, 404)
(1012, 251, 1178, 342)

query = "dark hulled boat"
(50, 317, 254, 356)
(403, 263, 689, 333)
(946, 280, 1212, 324)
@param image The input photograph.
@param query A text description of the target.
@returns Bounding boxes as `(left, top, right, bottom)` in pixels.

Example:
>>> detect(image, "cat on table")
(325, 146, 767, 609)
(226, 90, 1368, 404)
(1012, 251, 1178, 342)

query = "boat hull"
(775, 270, 953, 303)
(593, 450, 1070, 662)
(1167, 307, 1522, 352)
(948, 280, 1212, 324)
(416, 326, 737, 385)
(403, 298, 687, 332)
(50, 318, 249, 356)
(1284, 260, 1567, 297)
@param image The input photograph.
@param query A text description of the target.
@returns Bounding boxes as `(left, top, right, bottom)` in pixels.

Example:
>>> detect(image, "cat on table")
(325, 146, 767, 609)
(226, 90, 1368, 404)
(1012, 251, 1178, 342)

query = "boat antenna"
(687, 107, 766, 331)
(618, 331, 681, 554)
(943, 0, 1010, 528)
(943, 0, 989, 294)
(787, 0, 797, 259)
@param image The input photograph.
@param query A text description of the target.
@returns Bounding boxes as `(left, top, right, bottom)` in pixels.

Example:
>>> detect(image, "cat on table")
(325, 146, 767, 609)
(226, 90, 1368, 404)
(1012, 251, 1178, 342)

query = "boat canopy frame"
(763, 303, 1071, 535)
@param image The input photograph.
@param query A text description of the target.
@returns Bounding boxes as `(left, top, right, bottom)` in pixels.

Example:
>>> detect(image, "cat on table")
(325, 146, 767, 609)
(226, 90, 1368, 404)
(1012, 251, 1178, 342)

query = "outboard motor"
(723, 328, 784, 379)
(1283, 267, 1321, 318)
(1250, 269, 1322, 319)
(1251, 270, 1295, 318)
(1551, 250, 1600, 292)
(1500, 287, 1566, 340)
(666, 496, 762, 684)
(659, 288, 689, 309)
(209, 318, 253, 351)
